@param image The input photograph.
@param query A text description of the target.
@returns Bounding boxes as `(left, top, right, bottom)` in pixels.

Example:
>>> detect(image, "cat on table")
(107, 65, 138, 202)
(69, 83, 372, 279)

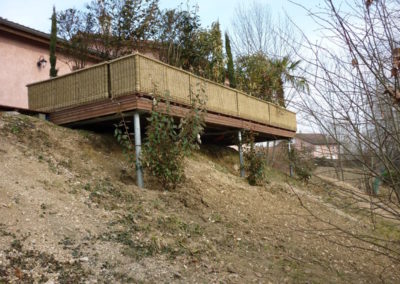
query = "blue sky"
(0, 0, 322, 36)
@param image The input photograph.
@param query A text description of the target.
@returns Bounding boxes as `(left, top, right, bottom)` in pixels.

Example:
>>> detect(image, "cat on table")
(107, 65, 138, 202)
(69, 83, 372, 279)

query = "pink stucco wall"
(0, 34, 79, 109)
(293, 138, 339, 160)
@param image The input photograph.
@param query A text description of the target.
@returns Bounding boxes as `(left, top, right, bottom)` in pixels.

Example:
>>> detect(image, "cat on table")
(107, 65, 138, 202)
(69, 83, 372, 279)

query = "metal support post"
(134, 112, 144, 188)
(288, 139, 294, 177)
(238, 130, 245, 178)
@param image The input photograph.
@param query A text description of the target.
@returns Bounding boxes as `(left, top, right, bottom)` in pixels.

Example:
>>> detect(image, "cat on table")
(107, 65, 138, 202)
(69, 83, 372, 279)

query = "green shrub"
(289, 146, 315, 182)
(244, 132, 266, 186)
(114, 119, 135, 167)
(142, 87, 206, 190)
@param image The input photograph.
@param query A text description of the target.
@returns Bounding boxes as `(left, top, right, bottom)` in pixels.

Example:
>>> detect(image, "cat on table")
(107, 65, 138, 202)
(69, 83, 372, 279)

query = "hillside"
(0, 112, 399, 283)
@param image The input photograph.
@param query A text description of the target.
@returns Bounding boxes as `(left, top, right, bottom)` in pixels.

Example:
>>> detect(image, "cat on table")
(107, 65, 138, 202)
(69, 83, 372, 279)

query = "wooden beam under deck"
(49, 94, 295, 141)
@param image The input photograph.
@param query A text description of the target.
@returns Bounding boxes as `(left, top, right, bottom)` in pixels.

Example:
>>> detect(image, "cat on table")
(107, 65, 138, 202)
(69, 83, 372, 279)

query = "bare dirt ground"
(0, 112, 400, 283)
(315, 167, 400, 223)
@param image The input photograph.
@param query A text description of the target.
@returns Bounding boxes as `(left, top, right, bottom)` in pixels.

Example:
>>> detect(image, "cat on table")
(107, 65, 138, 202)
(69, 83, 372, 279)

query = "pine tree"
(225, 32, 236, 88)
(49, 6, 58, 77)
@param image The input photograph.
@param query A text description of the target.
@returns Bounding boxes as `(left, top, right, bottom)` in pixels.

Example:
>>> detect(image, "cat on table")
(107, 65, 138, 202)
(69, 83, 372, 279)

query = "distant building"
(293, 133, 339, 160)
(0, 17, 100, 109)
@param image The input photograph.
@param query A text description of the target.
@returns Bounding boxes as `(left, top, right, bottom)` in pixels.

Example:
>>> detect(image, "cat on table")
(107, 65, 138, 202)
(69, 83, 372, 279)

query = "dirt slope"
(0, 112, 399, 283)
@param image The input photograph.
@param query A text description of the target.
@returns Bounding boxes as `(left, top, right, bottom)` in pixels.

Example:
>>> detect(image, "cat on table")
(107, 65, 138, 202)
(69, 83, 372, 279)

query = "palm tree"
(268, 56, 308, 108)
(236, 53, 307, 108)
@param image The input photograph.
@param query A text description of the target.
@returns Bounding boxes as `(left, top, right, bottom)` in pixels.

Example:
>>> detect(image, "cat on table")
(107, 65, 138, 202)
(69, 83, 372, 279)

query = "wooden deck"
(27, 53, 296, 144)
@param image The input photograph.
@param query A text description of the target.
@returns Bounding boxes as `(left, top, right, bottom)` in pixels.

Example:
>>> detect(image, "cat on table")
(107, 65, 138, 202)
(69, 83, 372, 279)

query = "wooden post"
(134, 112, 143, 188)
(238, 130, 245, 177)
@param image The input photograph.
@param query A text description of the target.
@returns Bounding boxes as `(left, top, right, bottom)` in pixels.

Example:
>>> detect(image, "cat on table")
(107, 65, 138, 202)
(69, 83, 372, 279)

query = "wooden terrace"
(27, 53, 296, 145)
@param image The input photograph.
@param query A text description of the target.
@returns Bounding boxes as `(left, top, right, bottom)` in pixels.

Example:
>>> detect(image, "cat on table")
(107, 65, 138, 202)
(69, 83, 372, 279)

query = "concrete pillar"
(238, 130, 245, 178)
(134, 112, 144, 188)
(38, 113, 46, 120)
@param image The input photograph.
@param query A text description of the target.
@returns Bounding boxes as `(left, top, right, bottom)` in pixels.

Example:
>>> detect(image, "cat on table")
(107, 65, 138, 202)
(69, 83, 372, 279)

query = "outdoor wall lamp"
(37, 56, 47, 68)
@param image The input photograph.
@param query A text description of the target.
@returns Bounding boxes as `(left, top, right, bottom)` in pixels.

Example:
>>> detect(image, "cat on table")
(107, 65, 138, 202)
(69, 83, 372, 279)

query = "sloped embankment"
(0, 112, 399, 283)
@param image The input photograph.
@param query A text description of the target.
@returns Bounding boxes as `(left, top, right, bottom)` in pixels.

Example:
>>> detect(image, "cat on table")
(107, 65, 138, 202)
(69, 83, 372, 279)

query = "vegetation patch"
(1, 114, 34, 136)
(0, 237, 88, 283)
(87, 178, 134, 210)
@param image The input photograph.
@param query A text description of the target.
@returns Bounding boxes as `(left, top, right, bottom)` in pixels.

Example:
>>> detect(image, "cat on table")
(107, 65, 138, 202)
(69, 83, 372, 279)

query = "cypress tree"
(225, 32, 236, 88)
(209, 22, 225, 83)
(49, 6, 58, 77)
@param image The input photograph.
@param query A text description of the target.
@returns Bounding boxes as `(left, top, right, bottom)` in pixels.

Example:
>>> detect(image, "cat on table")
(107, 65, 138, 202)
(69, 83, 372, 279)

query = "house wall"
(314, 144, 339, 159)
(293, 138, 339, 159)
(0, 29, 162, 109)
(293, 138, 314, 153)
(0, 32, 92, 109)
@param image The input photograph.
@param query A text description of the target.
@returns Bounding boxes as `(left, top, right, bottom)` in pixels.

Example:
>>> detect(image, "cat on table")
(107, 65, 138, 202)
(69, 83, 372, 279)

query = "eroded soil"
(0, 112, 399, 283)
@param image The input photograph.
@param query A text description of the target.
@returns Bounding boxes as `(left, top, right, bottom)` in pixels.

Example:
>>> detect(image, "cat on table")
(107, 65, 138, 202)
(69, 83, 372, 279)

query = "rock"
(226, 264, 236, 273)
(173, 272, 182, 279)
(79, 256, 89, 262)
(4, 111, 20, 116)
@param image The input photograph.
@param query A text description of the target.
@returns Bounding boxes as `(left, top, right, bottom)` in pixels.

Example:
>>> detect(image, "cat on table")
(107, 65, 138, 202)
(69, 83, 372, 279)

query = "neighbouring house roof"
(0, 17, 52, 44)
(0, 17, 102, 61)
(295, 133, 337, 145)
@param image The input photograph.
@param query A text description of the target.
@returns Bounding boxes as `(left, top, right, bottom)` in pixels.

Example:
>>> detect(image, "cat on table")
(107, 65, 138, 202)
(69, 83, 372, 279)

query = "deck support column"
(238, 130, 245, 178)
(134, 112, 144, 188)
(38, 113, 47, 120)
(288, 139, 294, 177)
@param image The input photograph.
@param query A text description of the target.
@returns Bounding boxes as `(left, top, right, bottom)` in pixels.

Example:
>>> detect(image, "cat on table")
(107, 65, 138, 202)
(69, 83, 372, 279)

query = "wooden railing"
(28, 63, 109, 112)
(28, 53, 296, 132)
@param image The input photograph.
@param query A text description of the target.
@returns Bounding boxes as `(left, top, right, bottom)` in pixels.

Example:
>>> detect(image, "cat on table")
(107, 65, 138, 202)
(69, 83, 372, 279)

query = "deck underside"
(49, 93, 295, 145)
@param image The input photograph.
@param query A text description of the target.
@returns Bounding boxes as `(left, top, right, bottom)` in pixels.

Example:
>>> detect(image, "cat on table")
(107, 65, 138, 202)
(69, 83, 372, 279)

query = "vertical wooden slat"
(109, 55, 136, 98)
(189, 74, 192, 103)
(237, 93, 270, 124)
(236, 91, 239, 116)
(27, 63, 108, 111)
(135, 54, 140, 93)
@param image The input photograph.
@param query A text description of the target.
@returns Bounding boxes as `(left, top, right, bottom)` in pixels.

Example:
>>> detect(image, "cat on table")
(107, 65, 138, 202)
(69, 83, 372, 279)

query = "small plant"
(10, 124, 22, 134)
(142, 86, 206, 190)
(288, 146, 315, 182)
(114, 84, 206, 190)
(243, 131, 266, 186)
(114, 118, 135, 168)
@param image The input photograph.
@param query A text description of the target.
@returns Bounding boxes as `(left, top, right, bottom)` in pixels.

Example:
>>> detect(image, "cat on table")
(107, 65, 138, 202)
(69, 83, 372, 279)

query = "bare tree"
(293, 0, 400, 200)
(230, 1, 297, 58)
(285, 0, 400, 262)
(230, 1, 308, 166)
(230, 1, 308, 110)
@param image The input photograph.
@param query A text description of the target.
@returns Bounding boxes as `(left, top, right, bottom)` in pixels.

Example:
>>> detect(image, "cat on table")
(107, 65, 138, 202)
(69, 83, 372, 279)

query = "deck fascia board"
(49, 94, 295, 139)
